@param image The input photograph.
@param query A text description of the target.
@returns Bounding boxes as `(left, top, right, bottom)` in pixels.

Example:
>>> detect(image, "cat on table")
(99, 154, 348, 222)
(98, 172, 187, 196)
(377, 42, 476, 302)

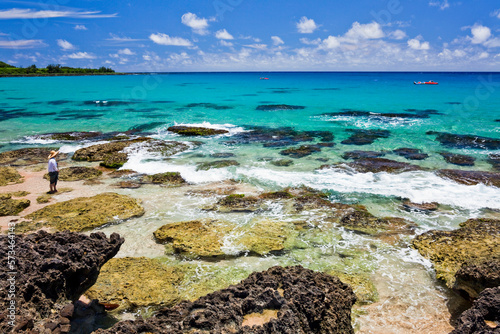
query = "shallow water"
(1, 72, 499, 333)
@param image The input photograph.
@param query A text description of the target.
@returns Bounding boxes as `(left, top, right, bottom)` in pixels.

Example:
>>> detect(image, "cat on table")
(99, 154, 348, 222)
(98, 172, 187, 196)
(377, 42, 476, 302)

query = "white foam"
(156, 121, 247, 138)
(313, 115, 423, 128)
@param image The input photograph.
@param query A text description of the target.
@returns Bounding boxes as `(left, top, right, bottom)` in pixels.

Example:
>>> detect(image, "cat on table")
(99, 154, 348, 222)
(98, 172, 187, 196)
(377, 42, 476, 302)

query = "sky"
(0, 0, 500, 72)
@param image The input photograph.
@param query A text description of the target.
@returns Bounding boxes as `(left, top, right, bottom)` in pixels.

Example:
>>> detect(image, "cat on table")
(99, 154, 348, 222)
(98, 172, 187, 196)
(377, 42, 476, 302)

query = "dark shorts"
(49, 171, 58, 185)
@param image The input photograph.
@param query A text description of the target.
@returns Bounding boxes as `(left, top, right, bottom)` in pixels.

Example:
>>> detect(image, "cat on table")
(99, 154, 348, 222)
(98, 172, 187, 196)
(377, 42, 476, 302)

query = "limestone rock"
(321, 158, 422, 174)
(0, 166, 23, 186)
(436, 169, 500, 188)
(44, 166, 102, 181)
(0, 147, 67, 166)
(0, 193, 30, 216)
(167, 126, 228, 136)
(196, 159, 240, 170)
(142, 172, 186, 186)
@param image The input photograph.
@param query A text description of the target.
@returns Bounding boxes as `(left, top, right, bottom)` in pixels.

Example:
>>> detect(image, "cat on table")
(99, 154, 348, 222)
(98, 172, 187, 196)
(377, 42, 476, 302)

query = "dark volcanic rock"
(450, 287, 500, 334)
(95, 266, 356, 334)
(0, 231, 123, 333)
(167, 126, 228, 136)
(0, 147, 67, 166)
(427, 131, 500, 150)
(321, 158, 422, 174)
(393, 148, 429, 160)
(256, 104, 306, 111)
(280, 145, 322, 158)
(487, 154, 500, 171)
(342, 150, 385, 160)
(436, 169, 500, 187)
(440, 152, 476, 166)
(454, 258, 500, 299)
(341, 129, 391, 145)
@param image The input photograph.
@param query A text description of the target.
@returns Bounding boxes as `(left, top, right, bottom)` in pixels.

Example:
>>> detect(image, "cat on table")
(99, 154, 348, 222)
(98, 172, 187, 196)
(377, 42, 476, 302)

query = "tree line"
(0, 61, 116, 75)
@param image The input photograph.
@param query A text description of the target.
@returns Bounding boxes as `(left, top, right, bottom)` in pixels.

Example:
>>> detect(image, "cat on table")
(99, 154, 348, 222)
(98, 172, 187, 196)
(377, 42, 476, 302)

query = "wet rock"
(259, 191, 295, 200)
(16, 192, 144, 233)
(72, 138, 148, 162)
(412, 218, 500, 293)
(304, 131, 334, 142)
(100, 152, 128, 168)
(95, 266, 356, 334)
(113, 180, 142, 189)
(0, 166, 23, 186)
(427, 131, 500, 150)
(341, 129, 391, 145)
(271, 159, 294, 167)
(26, 131, 103, 141)
(256, 104, 306, 110)
(44, 166, 103, 181)
(196, 159, 240, 170)
(342, 150, 385, 160)
(154, 218, 296, 259)
(0, 231, 123, 333)
(393, 147, 429, 160)
(85, 257, 184, 311)
(321, 157, 422, 174)
(210, 152, 235, 158)
(142, 172, 187, 186)
(127, 122, 165, 133)
(227, 126, 322, 147)
(280, 144, 322, 158)
(205, 194, 263, 213)
(487, 154, 500, 171)
(451, 287, 500, 334)
(328, 271, 378, 305)
(453, 258, 500, 299)
(185, 102, 233, 110)
(440, 152, 476, 166)
(436, 169, 500, 187)
(0, 147, 67, 166)
(108, 169, 136, 178)
(401, 200, 439, 212)
(0, 193, 30, 216)
(167, 125, 228, 136)
(338, 209, 416, 236)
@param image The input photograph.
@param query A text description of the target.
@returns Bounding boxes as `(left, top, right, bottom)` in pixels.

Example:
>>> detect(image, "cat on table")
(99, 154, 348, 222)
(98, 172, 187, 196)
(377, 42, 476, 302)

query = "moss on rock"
(196, 160, 240, 171)
(43, 166, 102, 181)
(142, 172, 186, 186)
(0, 167, 23, 186)
(328, 271, 378, 305)
(205, 194, 263, 212)
(167, 126, 229, 136)
(0, 194, 30, 216)
(0, 147, 66, 166)
(16, 192, 144, 232)
(100, 153, 128, 169)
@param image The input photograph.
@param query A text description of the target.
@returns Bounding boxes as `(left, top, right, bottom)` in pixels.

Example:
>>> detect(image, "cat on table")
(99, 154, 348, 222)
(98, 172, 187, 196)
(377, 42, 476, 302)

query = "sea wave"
(155, 121, 248, 138)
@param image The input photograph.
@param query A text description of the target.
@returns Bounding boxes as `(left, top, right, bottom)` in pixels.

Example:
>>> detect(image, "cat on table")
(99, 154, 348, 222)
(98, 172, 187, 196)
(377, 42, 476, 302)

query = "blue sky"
(1, 0, 499, 71)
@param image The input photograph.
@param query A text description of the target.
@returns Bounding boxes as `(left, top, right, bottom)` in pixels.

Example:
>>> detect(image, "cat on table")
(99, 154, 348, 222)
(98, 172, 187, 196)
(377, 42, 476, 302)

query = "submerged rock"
(427, 131, 500, 150)
(44, 166, 102, 181)
(196, 159, 240, 170)
(412, 218, 500, 295)
(256, 104, 306, 111)
(392, 147, 429, 160)
(85, 257, 184, 311)
(210, 152, 236, 158)
(142, 172, 187, 186)
(280, 144, 322, 158)
(167, 125, 228, 136)
(436, 169, 500, 187)
(113, 180, 142, 189)
(154, 218, 296, 259)
(321, 157, 422, 174)
(341, 129, 391, 145)
(271, 159, 294, 167)
(108, 169, 136, 178)
(16, 192, 144, 233)
(95, 266, 356, 334)
(322, 109, 432, 119)
(342, 150, 385, 160)
(401, 200, 439, 212)
(440, 152, 476, 166)
(204, 194, 263, 212)
(487, 154, 500, 171)
(226, 126, 330, 147)
(337, 209, 416, 236)
(328, 271, 378, 305)
(451, 287, 500, 334)
(26, 131, 103, 141)
(0, 147, 67, 166)
(0, 231, 123, 334)
(0, 166, 23, 186)
(0, 193, 30, 216)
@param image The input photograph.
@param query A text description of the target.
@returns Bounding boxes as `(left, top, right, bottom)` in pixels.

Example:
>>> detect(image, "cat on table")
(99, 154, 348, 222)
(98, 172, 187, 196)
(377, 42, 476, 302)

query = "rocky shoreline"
(0, 127, 499, 333)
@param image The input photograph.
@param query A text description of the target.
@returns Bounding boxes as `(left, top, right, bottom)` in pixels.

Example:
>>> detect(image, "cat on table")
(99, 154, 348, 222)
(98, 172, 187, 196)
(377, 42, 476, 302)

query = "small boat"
(260, 77, 269, 80)
(414, 80, 438, 85)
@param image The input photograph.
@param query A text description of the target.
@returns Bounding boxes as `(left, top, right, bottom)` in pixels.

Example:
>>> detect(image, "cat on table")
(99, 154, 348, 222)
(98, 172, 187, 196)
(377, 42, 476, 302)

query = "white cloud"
(408, 37, 430, 50)
(300, 38, 321, 45)
(271, 36, 284, 45)
(215, 29, 234, 40)
(345, 22, 384, 40)
(0, 39, 45, 49)
(478, 52, 489, 59)
(181, 12, 209, 35)
(469, 24, 491, 44)
(389, 29, 407, 40)
(244, 44, 267, 50)
(118, 48, 135, 55)
(74, 25, 87, 31)
(322, 36, 341, 49)
(297, 17, 318, 34)
(57, 39, 75, 50)
(0, 8, 117, 19)
(484, 38, 500, 48)
(220, 40, 233, 47)
(149, 33, 192, 46)
(67, 52, 96, 59)
(429, 0, 450, 10)
(106, 34, 143, 42)
(495, 9, 500, 19)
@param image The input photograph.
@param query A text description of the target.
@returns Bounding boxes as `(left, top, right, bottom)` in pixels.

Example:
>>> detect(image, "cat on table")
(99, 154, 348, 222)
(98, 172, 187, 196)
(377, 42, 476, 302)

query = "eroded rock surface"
(427, 131, 500, 150)
(0, 148, 67, 166)
(167, 126, 228, 136)
(320, 158, 422, 174)
(0, 166, 23, 186)
(0, 193, 30, 216)
(451, 287, 500, 334)
(436, 169, 500, 188)
(44, 166, 102, 181)
(142, 172, 187, 186)
(440, 152, 476, 166)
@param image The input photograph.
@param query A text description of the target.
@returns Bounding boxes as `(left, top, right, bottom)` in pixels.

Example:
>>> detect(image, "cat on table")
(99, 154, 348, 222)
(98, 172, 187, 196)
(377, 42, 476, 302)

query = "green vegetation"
(0, 61, 116, 76)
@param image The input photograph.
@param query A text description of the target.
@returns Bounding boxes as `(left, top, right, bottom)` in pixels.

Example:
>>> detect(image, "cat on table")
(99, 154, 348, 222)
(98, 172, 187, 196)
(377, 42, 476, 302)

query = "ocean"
(1, 72, 499, 332)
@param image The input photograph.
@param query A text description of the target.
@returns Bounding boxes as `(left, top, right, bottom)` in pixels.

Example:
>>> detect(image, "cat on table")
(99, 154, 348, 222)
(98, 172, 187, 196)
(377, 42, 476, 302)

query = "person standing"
(47, 150, 59, 194)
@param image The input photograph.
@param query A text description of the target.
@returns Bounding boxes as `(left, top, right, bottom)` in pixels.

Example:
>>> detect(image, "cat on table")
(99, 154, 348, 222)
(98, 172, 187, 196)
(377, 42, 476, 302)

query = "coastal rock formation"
(412, 218, 500, 295)
(280, 145, 322, 158)
(271, 159, 294, 167)
(440, 152, 476, 166)
(450, 287, 500, 334)
(72, 138, 149, 162)
(142, 172, 187, 186)
(85, 257, 184, 311)
(204, 194, 264, 212)
(341, 129, 390, 146)
(0, 193, 30, 216)
(338, 210, 416, 236)
(0, 147, 67, 166)
(108, 169, 136, 178)
(401, 200, 439, 212)
(320, 157, 422, 174)
(0, 166, 23, 186)
(427, 131, 500, 150)
(44, 166, 102, 181)
(453, 258, 500, 299)
(100, 152, 128, 168)
(26, 131, 103, 142)
(342, 150, 385, 160)
(167, 125, 229, 136)
(256, 104, 306, 110)
(0, 231, 123, 333)
(196, 159, 240, 170)
(328, 271, 378, 305)
(322, 109, 435, 119)
(392, 148, 429, 160)
(210, 152, 236, 158)
(154, 218, 296, 259)
(95, 266, 356, 334)
(436, 169, 500, 188)
(488, 154, 500, 171)
(15, 192, 144, 233)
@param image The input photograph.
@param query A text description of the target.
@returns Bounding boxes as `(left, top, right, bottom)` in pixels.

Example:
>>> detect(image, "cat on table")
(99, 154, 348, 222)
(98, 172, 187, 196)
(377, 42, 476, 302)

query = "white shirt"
(48, 158, 58, 172)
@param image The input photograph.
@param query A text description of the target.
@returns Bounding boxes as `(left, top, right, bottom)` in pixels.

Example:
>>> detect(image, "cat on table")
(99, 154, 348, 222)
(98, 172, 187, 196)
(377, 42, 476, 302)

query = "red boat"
(414, 80, 438, 85)
(260, 77, 269, 80)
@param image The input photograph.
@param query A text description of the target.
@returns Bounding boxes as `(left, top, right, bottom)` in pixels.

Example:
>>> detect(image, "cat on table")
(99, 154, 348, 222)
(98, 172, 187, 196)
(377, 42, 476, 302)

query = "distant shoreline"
(0, 72, 130, 78)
